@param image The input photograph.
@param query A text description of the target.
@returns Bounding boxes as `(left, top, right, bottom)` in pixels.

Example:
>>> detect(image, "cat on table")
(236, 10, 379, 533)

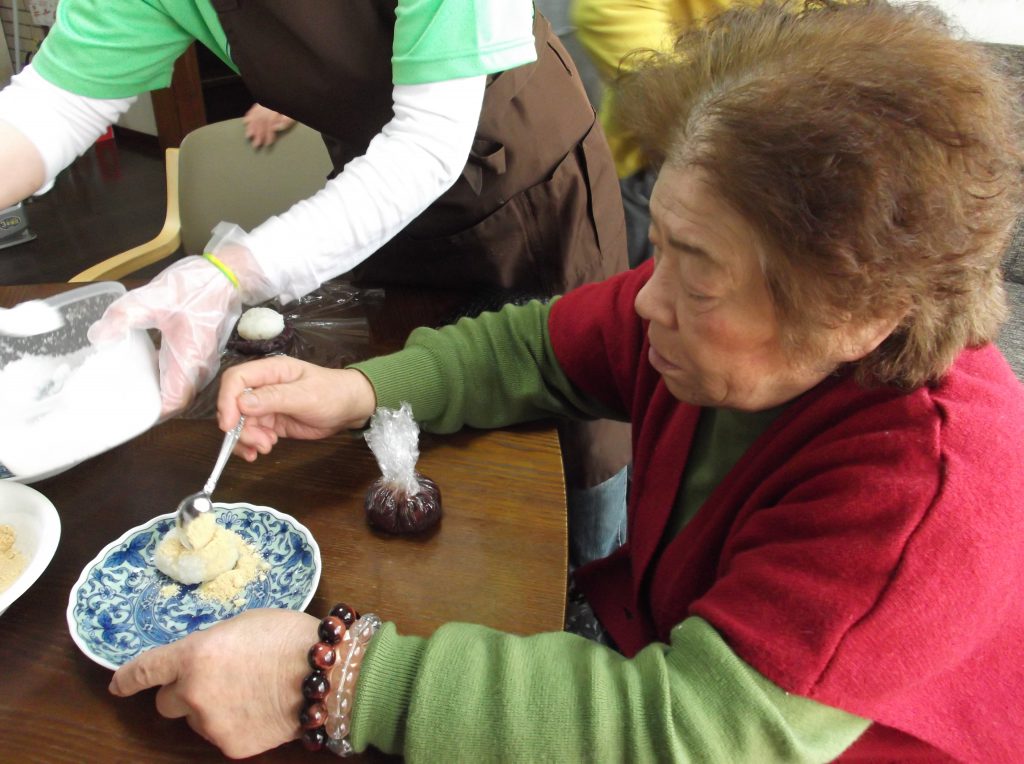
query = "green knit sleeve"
(350, 297, 625, 432)
(350, 616, 869, 762)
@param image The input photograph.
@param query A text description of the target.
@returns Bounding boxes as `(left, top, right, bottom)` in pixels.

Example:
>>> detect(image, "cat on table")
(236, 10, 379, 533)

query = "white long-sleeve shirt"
(0, 65, 484, 303)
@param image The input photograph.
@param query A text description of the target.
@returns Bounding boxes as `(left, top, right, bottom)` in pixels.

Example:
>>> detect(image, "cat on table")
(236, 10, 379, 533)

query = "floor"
(0, 131, 169, 285)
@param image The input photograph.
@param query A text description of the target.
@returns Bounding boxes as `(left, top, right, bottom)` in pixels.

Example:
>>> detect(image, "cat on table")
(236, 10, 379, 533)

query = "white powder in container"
(0, 332, 161, 477)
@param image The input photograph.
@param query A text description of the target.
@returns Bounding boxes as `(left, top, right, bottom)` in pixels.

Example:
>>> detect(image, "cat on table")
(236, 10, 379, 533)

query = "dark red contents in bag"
(226, 323, 295, 355)
(364, 472, 442, 534)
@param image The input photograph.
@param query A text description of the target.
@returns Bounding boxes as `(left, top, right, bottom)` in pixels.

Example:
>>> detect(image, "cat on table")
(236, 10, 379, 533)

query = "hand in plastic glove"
(89, 226, 277, 418)
(109, 608, 319, 759)
(243, 103, 296, 149)
(218, 356, 377, 462)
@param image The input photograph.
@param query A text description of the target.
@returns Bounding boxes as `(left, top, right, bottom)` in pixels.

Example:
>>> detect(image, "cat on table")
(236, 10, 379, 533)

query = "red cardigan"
(550, 261, 1024, 763)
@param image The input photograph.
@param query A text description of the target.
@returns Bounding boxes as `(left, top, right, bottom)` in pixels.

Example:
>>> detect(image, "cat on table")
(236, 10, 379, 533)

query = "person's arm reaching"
(217, 298, 625, 457)
(88, 74, 484, 415)
(241, 75, 485, 303)
(0, 0, 496, 419)
(0, 120, 45, 206)
(217, 361, 377, 462)
(0, 65, 135, 206)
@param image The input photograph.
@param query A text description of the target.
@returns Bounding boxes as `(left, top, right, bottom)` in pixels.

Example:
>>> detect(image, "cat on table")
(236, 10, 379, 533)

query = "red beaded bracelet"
(300, 603, 359, 752)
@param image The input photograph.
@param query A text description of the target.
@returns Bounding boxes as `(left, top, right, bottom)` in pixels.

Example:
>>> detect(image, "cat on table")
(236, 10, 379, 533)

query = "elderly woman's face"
(635, 165, 845, 411)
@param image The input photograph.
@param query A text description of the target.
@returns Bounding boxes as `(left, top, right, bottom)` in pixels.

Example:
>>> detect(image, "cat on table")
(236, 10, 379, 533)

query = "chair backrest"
(177, 117, 334, 254)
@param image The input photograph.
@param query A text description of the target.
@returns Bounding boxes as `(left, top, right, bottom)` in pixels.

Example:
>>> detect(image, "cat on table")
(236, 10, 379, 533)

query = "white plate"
(66, 502, 321, 670)
(0, 481, 61, 615)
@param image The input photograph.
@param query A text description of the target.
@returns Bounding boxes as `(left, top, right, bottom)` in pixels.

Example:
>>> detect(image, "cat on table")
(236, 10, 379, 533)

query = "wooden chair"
(70, 117, 333, 282)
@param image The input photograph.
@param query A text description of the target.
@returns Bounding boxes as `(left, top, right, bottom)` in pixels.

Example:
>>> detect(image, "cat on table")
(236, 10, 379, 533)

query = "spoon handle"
(203, 415, 245, 496)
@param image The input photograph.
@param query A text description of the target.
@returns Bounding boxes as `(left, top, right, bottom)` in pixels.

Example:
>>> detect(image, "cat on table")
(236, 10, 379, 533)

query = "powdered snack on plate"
(0, 524, 27, 594)
(154, 512, 269, 604)
(227, 306, 294, 355)
(155, 513, 237, 584)
(363, 402, 442, 534)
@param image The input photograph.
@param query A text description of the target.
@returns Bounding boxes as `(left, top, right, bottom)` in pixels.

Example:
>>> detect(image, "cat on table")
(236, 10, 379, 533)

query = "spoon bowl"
(174, 415, 245, 548)
(174, 491, 215, 536)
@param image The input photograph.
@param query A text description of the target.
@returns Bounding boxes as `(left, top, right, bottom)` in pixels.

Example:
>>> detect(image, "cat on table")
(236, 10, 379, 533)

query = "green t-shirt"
(32, 0, 536, 98)
(393, 0, 536, 82)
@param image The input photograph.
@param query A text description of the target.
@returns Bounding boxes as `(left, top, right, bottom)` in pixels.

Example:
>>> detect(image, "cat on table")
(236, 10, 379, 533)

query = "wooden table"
(0, 282, 567, 762)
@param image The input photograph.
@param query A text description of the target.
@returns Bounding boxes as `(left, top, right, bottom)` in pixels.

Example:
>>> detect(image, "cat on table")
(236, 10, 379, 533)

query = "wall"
(897, 0, 1024, 45)
(0, 0, 45, 74)
(0, 18, 12, 88)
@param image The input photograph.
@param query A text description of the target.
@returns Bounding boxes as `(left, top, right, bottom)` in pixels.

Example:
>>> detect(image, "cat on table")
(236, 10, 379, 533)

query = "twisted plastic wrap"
(362, 403, 442, 534)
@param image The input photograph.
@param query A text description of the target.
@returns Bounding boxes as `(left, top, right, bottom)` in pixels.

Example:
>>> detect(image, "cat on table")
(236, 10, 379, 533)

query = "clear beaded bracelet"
(299, 603, 381, 757)
(325, 611, 381, 756)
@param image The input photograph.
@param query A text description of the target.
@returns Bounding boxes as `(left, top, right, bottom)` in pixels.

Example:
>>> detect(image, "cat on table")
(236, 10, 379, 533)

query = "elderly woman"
(108, 1, 1024, 761)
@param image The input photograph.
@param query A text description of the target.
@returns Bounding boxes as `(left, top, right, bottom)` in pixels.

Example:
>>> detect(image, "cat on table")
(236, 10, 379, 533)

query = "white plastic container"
(0, 282, 161, 483)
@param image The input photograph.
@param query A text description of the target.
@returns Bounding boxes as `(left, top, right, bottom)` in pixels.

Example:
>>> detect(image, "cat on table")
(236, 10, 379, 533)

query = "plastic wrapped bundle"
(363, 403, 442, 534)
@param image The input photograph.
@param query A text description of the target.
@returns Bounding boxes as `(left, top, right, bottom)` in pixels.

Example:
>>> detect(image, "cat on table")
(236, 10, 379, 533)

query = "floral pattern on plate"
(66, 502, 320, 670)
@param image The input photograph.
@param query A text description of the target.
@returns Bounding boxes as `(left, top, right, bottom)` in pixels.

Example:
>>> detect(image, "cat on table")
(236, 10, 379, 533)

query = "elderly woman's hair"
(614, 0, 1024, 387)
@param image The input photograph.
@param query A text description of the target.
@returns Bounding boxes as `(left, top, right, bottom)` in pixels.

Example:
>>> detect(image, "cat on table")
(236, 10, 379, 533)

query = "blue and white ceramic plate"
(66, 502, 321, 670)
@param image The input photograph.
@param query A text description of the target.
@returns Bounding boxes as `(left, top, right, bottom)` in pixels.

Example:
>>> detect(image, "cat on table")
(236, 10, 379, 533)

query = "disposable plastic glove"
(88, 224, 277, 418)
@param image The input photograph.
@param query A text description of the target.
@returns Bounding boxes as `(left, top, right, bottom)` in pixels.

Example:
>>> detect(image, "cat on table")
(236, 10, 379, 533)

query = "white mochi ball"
(236, 307, 285, 341)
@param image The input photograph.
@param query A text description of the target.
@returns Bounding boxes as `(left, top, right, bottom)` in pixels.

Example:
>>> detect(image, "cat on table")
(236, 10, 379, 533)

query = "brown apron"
(210, 0, 626, 294)
(210, 0, 630, 488)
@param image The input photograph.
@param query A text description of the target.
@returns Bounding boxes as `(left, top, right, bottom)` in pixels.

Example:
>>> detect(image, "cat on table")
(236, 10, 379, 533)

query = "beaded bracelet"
(300, 604, 381, 756)
(325, 611, 382, 756)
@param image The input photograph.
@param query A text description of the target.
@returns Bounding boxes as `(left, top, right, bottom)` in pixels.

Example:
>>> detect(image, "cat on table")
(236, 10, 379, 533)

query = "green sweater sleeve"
(351, 616, 869, 762)
(351, 297, 625, 431)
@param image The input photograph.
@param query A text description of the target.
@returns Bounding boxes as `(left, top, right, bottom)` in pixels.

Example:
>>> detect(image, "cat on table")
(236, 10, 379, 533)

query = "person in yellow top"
(571, 0, 730, 264)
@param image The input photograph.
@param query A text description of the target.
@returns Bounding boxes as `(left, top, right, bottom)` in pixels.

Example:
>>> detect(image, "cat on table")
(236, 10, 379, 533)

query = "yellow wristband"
(202, 253, 240, 290)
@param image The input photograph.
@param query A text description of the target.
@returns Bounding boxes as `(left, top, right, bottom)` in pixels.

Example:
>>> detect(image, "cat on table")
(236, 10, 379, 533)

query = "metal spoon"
(0, 300, 65, 337)
(174, 414, 246, 548)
